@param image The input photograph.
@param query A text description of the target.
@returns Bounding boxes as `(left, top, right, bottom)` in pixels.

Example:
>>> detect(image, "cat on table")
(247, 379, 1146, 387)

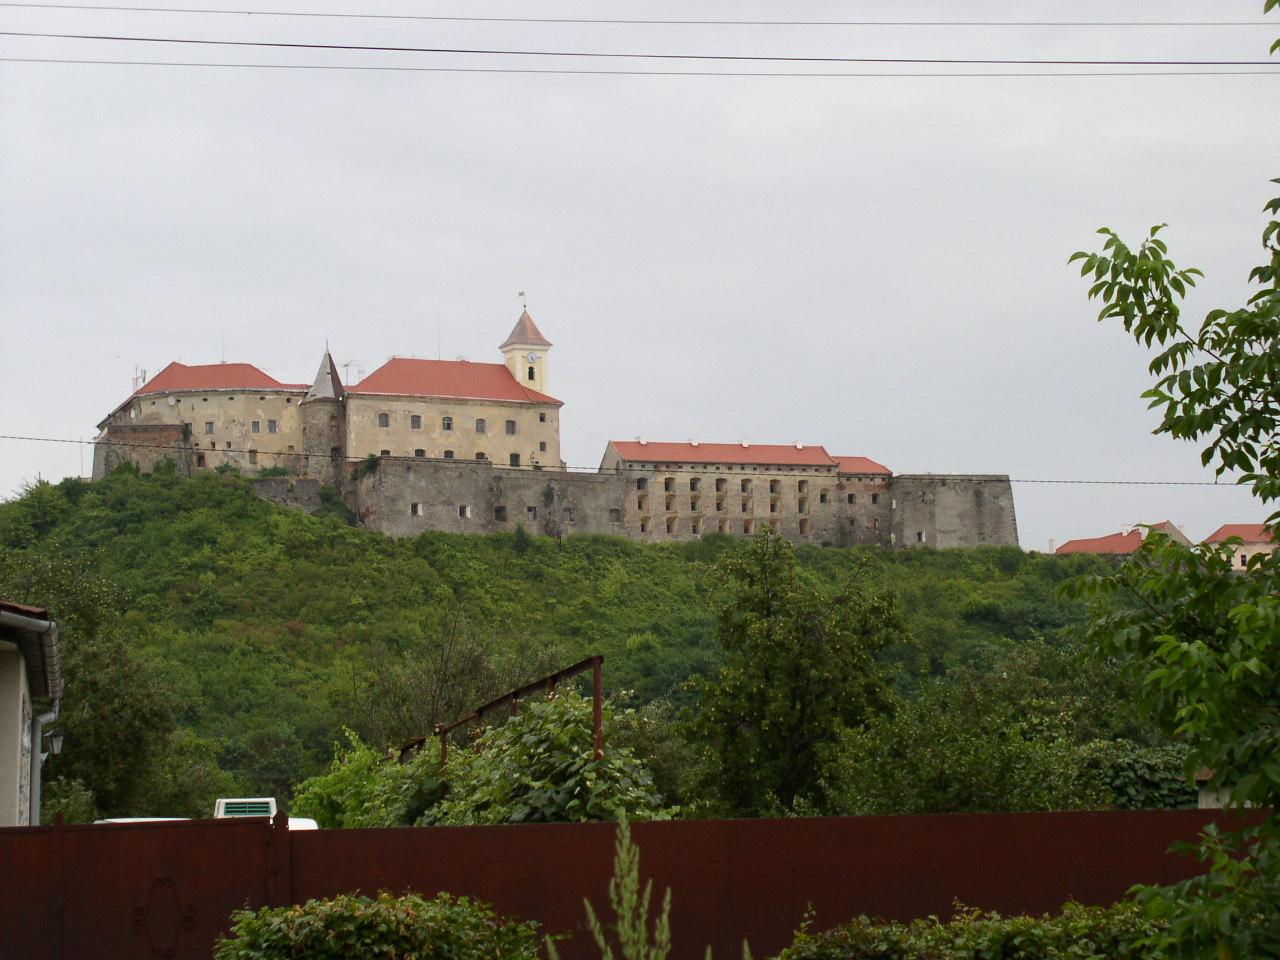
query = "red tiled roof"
(834, 456, 891, 475)
(1204, 523, 1274, 543)
(1055, 530, 1145, 555)
(352, 358, 560, 404)
(136, 361, 305, 395)
(609, 441, 839, 467)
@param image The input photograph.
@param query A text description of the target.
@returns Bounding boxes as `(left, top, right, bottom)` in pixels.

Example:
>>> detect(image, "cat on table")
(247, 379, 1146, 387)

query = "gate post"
(266, 812, 292, 908)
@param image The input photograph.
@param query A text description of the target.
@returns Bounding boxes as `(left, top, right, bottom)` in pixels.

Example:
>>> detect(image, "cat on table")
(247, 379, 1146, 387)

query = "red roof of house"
(352, 358, 560, 405)
(609, 441, 839, 467)
(1055, 530, 1145, 555)
(136, 361, 305, 395)
(834, 456, 891, 475)
(1204, 523, 1274, 543)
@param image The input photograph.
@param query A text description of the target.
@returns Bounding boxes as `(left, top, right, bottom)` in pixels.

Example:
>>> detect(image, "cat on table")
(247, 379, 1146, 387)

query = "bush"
(214, 890, 543, 960)
(774, 901, 1164, 960)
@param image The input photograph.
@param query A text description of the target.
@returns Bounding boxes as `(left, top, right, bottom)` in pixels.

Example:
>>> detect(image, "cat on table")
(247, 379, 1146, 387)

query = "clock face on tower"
(527, 353, 539, 362)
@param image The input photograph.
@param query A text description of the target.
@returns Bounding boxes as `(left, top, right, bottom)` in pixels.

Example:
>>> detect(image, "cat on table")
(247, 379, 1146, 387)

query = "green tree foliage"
(687, 527, 907, 816)
(215, 891, 543, 960)
(292, 732, 445, 829)
(425, 692, 670, 825)
(825, 640, 1191, 815)
(775, 901, 1164, 960)
(1067, 76, 1280, 955)
(0, 465, 1139, 805)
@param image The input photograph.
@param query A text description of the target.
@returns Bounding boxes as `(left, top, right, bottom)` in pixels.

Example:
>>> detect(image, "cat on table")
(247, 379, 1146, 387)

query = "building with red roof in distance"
(92, 311, 1018, 549)
(1203, 523, 1277, 569)
(1055, 521, 1191, 555)
(95, 312, 562, 481)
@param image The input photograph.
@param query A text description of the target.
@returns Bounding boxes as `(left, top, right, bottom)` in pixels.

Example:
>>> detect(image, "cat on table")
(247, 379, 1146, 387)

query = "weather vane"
(518, 290, 527, 309)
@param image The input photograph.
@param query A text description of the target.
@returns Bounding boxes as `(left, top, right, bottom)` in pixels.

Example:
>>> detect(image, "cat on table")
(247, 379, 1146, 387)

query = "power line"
(7, 56, 1274, 77)
(1, 3, 1274, 29)
(4, 30, 1278, 67)
(0, 434, 1255, 486)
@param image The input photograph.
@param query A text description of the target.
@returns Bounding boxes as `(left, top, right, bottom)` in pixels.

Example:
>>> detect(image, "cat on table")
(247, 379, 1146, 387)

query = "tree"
(687, 527, 907, 816)
(1066, 44, 1280, 950)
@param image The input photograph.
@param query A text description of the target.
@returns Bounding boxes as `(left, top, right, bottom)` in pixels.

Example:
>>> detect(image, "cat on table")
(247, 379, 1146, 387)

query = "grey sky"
(2, 0, 1276, 552)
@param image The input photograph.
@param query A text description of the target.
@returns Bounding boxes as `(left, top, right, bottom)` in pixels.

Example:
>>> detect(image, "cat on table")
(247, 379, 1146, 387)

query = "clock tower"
(500, 309, 552, 395)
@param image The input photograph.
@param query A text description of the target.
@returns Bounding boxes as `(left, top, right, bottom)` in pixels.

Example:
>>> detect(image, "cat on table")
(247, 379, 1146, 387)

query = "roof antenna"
(436, 310, 442, 360)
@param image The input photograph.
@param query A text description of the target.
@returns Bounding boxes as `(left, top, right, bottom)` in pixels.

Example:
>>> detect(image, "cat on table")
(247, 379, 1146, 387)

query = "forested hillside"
(0, 467, 1155, 819)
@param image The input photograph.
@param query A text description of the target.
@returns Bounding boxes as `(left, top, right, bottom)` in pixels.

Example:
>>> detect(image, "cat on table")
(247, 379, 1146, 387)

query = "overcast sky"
(2, 0, 1277, 552)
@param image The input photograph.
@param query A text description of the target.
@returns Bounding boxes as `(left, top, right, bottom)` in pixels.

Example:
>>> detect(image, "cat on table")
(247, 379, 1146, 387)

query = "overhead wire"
(0, 3, 1275, 28)
(4, 30, 1278, 67)
(0, 435, 1254, 486)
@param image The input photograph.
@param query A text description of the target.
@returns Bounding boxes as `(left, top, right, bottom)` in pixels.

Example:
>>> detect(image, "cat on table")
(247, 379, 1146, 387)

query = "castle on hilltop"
(94, 313, 1019, 549)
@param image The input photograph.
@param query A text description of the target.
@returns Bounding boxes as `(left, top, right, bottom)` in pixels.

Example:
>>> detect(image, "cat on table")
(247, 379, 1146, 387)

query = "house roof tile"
(609, 441, 840, 467)
(1204, 523, 1274, 543)
(500, 310, 553, 349)
(351, 358, 560, 404)
(1055, 530, 1145, 555)
(135, 361, 306, 395)
(834, 456, 892, 475)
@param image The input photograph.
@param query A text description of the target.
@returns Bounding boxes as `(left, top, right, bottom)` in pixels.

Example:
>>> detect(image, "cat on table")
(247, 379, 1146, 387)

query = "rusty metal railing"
(424, 655, 604, 766)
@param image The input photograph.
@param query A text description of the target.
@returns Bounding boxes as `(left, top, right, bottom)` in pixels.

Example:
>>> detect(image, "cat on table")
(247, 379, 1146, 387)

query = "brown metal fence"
(0, 809, 1253, 960)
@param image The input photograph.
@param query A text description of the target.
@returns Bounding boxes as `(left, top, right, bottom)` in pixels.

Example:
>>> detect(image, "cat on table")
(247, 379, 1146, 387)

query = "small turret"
(300, 349, 347, 485)
(500, 310, 552, 395)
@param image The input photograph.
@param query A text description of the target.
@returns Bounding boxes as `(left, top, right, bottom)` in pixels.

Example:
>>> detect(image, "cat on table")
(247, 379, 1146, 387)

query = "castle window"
(563, 508, 575, 522)
(769, 500, 778, 514)
(847, 493, 856, 504)
(509, 453, 521, 467)
(769, 479, 781, 494)
(268, 420, 278, 434)
(691, 519, 701, 535)
(287, 445, 295, 453)
(871, 493, 880, 505)
(414, 449, 426, 458)
(639, 518, 649, 534)
(819, 491, 829, 504)
(330, 447, 341, 459)
(663, 477, 675, 492)
(475, 452, 486, 460)
(286, 398, 293, 403)
(716, 498, 725, 512)
(539, 441, 547, 452)
(690, 478, 700, 492)
(378, 413, 390, 428)
(495, 506, 508, 521)
(528, 366, 535, 381)
(527, 506, 538, 520)
(743, 519, 754, 534)
(380, 449, 390, 456)
(442, 416, 453, 431)
(196, 454, 206, 468)
(715, 478, 727, 492)
(637, 494, 648, 510)
(636, 478, 648, 490)
(872, 518, 879, 531)
(410, 415, 422, 429)
(505, 420, 517, 435)
(665, 495, 675, 511)
(917, 531, 925, 542)
(799, 519, 810, 535)
(459, 505, 471, 518)
(609, 508, 622, 523)
(411, 502, 423, 517)
(251, 421, 261, 433)
(798, 480, 809, 493)
(475, 419, 486, 433)
(539, 412, 547, 422)
(690, 496, 700, 511)
(666, 517, 676, 533)
(740, 499, 749, 512)
(443, 450, 454, 459)
(718, 519, 726, 533)
(248, 450, 258, 465)
(204, 422, 214, 434)
(798, 497, 808, 514)
(740, 479, 752, 493)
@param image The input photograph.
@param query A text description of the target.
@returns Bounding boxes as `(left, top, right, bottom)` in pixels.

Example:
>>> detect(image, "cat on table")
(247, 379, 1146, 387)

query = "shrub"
(774, 901, 1165, 960)
(214, 890, 543, 960)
